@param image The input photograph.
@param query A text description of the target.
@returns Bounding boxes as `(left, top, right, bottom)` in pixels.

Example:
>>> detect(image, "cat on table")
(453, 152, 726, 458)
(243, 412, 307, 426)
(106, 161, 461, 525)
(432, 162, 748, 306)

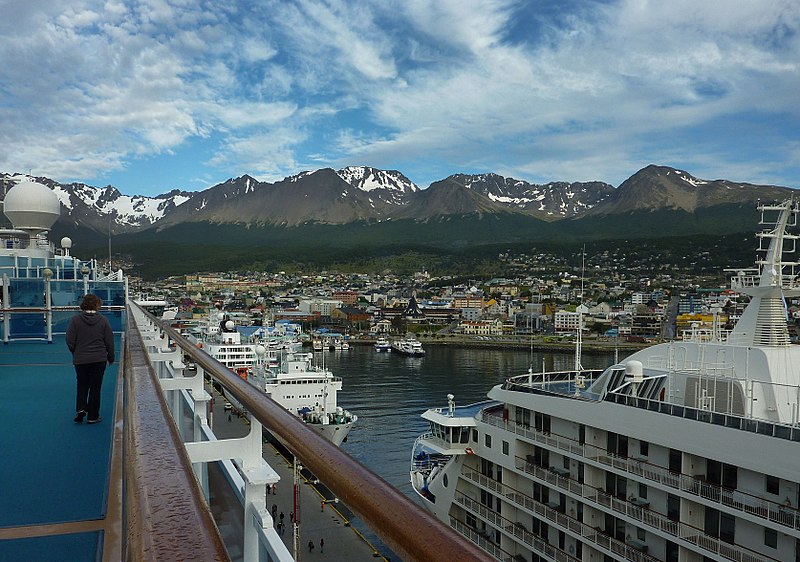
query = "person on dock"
(66, 294, 114, 424)
(320, 538, 324, 553)
(308, 540, 315, 552)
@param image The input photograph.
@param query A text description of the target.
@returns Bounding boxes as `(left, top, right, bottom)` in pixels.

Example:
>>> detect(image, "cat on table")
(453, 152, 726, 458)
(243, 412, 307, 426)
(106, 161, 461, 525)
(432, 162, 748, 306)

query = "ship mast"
(729, 199, 800, 346)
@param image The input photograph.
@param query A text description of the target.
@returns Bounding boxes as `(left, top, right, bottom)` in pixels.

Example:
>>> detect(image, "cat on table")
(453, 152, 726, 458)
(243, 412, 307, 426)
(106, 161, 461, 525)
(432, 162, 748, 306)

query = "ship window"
(466, 513, 476, 528)
(639, 441, 649, 456)
(764, 528, 777, 548)
(485, 434, 492, 448)
(443, 474, 448, 488)
(472, 429, 478, 442)
(665, 541, 679, 562)
(534, 412, 551, 433)
(669, 449, 682, 474)
(502, 441, 509, 455)
(767, 475, 779, 495)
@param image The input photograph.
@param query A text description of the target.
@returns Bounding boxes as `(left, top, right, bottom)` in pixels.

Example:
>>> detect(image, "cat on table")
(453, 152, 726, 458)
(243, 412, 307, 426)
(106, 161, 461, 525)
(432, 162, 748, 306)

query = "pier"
(207, 385, 389, 561)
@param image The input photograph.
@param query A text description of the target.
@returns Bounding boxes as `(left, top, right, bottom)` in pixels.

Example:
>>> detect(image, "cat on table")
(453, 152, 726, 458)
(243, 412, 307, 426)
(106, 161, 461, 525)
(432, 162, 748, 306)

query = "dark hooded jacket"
(66, 311, 115, 365)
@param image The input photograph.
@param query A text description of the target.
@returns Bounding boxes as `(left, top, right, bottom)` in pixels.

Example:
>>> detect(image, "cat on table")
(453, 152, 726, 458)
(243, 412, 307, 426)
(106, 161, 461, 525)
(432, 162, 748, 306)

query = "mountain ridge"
(4, 164, 793, 233)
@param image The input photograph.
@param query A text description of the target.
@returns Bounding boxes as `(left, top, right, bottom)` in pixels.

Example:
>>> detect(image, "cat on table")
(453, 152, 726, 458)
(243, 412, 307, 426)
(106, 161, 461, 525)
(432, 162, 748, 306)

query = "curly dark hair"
(80, 294, 103, 311)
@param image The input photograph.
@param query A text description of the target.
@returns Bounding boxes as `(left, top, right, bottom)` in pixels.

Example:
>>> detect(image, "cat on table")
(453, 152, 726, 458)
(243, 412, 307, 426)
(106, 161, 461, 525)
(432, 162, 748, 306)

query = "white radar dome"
(61, 237, 72, 249)
(3, 181, 60, 234)
(255, 345, 267, 357)
(225, 320, 235, 331)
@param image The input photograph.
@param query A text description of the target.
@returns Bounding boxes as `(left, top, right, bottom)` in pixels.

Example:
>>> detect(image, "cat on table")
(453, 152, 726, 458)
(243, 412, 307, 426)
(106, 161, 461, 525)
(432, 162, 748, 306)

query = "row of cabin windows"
(514, 408, 551, 433)
(525, 416, 793, 508)
(610, 431, 790, 499)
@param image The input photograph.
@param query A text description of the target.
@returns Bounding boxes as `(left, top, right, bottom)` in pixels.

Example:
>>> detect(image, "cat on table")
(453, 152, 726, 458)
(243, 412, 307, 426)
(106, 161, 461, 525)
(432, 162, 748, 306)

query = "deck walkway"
(0, 335, 123, 562)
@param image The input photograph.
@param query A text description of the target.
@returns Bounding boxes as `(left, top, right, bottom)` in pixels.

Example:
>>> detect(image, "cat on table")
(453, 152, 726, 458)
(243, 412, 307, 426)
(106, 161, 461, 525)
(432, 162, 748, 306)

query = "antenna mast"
(575, 245, 586, 372)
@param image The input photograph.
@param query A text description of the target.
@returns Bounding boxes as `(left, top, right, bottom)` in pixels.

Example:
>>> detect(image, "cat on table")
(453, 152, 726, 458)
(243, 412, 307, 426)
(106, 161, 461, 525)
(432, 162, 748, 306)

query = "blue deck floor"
(0, 336, 120, 529)
(0, 531, 102, 561)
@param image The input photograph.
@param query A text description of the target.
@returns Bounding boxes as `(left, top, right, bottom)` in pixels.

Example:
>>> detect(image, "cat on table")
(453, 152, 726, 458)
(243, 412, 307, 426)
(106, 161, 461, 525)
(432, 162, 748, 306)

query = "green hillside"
(75, 205, 761, 278)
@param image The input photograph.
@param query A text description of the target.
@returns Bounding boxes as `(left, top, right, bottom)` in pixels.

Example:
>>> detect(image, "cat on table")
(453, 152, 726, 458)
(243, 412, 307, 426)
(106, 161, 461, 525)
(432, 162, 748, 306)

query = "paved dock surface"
(207, 384, 389, 561)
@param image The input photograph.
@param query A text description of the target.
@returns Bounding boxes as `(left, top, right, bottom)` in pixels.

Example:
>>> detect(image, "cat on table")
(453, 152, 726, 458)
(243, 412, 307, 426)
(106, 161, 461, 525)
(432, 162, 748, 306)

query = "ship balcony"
(449, 517, 509, 561)
(453, 486, 653, 562)
(507, 459, 781, 562)
(481, 408, 800, 533)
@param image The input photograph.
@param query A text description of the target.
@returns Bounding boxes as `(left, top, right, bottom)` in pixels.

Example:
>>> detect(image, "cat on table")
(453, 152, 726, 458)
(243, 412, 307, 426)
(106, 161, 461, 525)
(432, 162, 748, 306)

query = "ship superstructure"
(412, 200, 800, 562)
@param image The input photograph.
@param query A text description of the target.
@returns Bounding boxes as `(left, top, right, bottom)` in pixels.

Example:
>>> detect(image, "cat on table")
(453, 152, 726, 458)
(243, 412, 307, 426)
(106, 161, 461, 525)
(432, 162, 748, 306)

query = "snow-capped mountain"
(336, 166, 419, 206)
(447, 173, 615, 219)
(1, 173, 192, 233)
(1, 165, 794, 236)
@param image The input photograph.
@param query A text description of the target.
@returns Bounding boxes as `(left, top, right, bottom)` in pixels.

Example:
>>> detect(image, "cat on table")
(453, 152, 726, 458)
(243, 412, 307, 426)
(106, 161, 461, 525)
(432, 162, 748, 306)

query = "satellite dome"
(255, 344, 267, 357)
(225, 320, 235, 331)
(3, 181, 60, 234)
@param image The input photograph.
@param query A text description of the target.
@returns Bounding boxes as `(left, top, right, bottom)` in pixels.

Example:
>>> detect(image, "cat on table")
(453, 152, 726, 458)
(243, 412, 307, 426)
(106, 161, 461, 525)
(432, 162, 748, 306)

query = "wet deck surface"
(207, 384, 388, 561)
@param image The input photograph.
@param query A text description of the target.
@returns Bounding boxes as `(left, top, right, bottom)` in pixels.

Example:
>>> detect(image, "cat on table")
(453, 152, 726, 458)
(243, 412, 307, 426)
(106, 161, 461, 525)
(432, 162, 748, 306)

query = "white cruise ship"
(411, 200, 800, 562)
(189, 308, 357, 445)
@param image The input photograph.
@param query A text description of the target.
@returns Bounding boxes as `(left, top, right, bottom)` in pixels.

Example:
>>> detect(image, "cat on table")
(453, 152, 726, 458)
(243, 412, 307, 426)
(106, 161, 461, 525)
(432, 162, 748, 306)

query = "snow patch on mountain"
(337, 166, 418, 194)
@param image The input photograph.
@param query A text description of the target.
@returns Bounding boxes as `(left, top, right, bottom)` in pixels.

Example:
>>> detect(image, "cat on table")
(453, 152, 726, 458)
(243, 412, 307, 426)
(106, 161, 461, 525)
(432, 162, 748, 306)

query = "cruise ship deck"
(0, 336, 123, 561)
(0, 178, 492, 561)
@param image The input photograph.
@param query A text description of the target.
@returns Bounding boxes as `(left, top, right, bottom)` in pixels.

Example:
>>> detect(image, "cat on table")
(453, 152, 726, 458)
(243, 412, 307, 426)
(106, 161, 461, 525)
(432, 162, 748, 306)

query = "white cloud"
(0, 0, 798, 194)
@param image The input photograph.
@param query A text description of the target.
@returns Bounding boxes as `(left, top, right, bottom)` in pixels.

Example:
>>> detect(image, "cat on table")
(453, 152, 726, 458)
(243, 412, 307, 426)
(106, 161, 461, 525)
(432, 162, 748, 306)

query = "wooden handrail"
(136, 302, 488, 562)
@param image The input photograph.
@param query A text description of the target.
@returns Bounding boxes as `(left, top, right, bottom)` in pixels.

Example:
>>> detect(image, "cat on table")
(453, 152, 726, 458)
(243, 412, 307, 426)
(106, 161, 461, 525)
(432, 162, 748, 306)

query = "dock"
(206, 384, 389, 561)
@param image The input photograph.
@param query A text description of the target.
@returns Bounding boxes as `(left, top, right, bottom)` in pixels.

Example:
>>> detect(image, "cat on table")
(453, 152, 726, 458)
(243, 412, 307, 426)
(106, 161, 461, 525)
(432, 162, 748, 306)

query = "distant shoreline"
(340, 336, 649, 355)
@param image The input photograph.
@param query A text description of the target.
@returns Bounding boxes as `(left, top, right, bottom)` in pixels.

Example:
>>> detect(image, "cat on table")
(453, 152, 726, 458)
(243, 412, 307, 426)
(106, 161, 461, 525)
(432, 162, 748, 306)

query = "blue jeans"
(75, 361, 106, 420)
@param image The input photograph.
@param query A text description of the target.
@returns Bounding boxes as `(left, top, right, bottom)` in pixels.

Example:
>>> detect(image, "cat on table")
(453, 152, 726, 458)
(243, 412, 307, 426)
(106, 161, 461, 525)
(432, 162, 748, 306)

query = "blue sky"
(1, 0, 798, 197)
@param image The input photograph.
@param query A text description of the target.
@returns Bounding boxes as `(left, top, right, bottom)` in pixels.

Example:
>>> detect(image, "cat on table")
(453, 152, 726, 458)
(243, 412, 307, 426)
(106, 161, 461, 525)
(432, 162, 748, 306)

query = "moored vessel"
(374, 337, 392, 352)
(392, 336, 425, 356)
(411, 199, 800, 562)
(189, 307, 357, 445)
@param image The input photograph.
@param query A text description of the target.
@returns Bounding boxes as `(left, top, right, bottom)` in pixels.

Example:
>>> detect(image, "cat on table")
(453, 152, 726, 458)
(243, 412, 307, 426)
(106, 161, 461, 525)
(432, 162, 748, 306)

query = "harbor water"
(318, 344, 616, 558)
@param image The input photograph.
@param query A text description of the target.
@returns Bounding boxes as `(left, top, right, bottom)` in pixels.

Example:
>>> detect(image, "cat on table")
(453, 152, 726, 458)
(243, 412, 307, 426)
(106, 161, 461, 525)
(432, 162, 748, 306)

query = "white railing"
(455, 487, 649, 562)
(503, 461, 775, 562)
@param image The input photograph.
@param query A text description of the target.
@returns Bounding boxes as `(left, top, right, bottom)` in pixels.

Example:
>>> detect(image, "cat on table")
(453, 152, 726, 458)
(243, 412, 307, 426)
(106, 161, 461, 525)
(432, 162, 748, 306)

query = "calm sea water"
(318, 344, 616, 558)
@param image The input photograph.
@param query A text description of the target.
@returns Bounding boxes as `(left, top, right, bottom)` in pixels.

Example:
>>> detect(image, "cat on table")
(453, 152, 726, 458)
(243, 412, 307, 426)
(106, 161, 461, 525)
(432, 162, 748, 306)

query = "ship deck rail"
(501, 369, 800, 443)
(136, 303, 489, 562)
(502, 370, 604, 400)
(604, 391, 800, 442)
(458, 470, 654, 562)
(480, 407, 800, 533)
(501, 459, 782, 562)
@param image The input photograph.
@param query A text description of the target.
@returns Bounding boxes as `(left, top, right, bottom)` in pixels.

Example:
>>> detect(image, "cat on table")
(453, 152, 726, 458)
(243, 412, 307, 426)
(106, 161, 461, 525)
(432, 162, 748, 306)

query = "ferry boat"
(392, 336, 426, 356)
(374, 337, 392, 352)
(190, 308, 357, 445)
(411, 200, 800, 562)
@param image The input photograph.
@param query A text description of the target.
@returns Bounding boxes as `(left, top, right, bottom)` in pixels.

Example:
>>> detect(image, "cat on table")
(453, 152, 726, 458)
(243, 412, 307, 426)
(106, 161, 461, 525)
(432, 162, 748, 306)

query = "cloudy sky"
(1, 0, 798, 197)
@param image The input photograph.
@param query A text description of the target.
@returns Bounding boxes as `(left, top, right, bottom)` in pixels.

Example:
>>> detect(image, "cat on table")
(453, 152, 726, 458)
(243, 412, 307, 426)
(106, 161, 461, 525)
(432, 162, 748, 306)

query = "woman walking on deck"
(66, 294, 115, 424)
